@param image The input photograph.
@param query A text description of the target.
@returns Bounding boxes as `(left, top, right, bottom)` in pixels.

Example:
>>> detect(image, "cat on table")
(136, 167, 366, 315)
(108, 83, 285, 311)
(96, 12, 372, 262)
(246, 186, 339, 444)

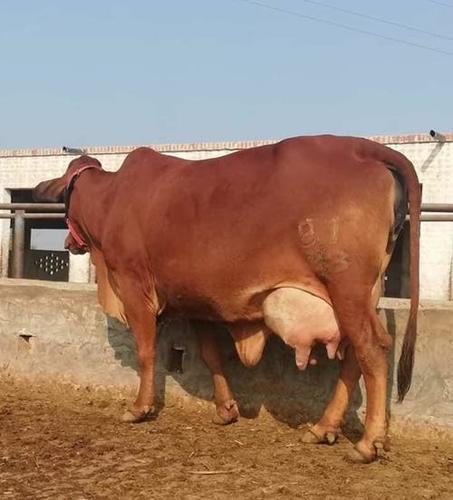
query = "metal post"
(12, 210, 25, 278)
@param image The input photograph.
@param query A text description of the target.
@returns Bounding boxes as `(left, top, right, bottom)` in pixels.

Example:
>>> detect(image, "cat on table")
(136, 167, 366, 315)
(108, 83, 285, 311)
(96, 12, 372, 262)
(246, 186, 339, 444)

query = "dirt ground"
(0, 375, 452, 500)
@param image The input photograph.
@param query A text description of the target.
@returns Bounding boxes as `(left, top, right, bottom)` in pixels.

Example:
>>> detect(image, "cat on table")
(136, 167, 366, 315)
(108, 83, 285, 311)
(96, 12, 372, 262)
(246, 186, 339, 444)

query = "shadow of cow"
(106, 316, 367, 434)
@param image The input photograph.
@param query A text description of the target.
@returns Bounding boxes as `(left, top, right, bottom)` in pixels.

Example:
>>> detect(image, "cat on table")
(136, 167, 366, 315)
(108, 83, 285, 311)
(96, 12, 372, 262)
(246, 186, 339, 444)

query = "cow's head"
(33, 155, 103, 255)
(32, 155, 102, 203)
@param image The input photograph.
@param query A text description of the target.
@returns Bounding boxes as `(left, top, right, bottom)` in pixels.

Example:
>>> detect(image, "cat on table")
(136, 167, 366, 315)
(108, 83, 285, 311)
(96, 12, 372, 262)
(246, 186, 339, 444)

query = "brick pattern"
(1, 132, 452, 159)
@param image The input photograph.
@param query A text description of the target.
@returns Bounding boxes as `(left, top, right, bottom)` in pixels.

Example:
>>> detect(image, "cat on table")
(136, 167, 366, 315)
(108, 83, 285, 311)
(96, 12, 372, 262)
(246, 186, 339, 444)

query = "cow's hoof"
(301, 428, 323, 444)
(212, 399, 239, 425)
(301, 426, 338, 445)
(345, 439, 387, 463)
(121, 406, 154, 423)
(346, 446, 374, 464)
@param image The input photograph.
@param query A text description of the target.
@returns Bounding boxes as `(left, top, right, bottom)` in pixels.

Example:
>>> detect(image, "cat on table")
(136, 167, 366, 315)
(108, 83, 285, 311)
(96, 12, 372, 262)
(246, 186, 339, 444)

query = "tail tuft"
(396, 312, 417, 402)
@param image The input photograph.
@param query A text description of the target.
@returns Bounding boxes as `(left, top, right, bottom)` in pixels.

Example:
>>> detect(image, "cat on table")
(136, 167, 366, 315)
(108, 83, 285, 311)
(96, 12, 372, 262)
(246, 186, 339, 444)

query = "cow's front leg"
(122, 312, 157, 423)
(195, 321, 239, 425)
(117, 281, 158, 423)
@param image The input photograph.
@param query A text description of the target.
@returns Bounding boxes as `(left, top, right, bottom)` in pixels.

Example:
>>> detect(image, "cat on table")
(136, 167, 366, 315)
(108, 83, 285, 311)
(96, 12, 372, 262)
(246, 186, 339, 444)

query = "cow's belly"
(155, 231, 345, 368)
(160, 273, 332, 323)
(162, 280, 340, 370)
(158, 248, 333, 322)
(159, 282, 262, 322)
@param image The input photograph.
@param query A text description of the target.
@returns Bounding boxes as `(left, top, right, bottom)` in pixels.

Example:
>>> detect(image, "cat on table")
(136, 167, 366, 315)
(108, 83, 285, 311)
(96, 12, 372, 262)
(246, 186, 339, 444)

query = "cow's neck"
(68, 170, 113, 249)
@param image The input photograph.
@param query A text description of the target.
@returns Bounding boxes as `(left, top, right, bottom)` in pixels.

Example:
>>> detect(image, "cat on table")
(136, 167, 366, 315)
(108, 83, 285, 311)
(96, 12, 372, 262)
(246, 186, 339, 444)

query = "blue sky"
(1, 0, 452, 149)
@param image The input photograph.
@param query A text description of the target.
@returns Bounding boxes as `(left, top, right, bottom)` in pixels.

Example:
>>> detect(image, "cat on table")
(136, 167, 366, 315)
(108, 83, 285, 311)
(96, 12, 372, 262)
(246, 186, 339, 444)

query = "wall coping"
(0, 278, 96, 292)
(1, 133, 452, 159)
(1, 278, 451, 310)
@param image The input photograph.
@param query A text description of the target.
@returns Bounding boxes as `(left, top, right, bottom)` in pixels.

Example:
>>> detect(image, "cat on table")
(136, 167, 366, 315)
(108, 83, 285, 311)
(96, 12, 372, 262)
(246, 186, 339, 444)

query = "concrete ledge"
(0, 280, 452, 429)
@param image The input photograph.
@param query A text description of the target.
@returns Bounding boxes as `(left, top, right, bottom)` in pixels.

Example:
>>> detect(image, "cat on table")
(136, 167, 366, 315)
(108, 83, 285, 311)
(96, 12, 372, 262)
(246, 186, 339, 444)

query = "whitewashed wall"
(0, 134, 452, 299)
(389, 140, 453, 300)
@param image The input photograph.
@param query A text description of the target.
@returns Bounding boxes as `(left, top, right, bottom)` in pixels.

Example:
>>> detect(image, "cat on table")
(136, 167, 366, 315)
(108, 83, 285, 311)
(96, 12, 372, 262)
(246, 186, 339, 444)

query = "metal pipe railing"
(11, 210, 25, 278)
(1, 203, 452, 217)
(0, 202, 452, 280)
(0, 203, 65, 211)
(419, 203, 453, 212)
(0, 213, 66, 219)
(23, 213, 66, 219)
(417, 214, 453, 221)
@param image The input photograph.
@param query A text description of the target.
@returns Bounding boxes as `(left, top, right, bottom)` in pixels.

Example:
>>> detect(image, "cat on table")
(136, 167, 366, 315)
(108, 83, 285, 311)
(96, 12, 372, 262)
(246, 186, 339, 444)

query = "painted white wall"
(390, 141, 453, 300)
(68, 254, 91, 283)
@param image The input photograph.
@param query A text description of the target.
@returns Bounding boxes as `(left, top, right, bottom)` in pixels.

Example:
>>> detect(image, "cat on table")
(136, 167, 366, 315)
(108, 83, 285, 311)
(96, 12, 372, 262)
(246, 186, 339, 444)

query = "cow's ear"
(32, 176, 66, 203)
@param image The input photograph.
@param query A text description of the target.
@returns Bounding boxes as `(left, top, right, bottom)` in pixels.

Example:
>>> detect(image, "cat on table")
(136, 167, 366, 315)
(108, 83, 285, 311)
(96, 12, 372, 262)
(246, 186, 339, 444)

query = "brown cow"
(32, 135, 420, 463)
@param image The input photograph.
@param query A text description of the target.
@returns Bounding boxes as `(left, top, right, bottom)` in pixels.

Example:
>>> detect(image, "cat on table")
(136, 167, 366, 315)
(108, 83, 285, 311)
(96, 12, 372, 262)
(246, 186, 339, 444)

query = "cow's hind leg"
(349, 311, 392, 462)
(195, 321, 239, 425)
(327, 287, 392, 462)
(302, 272, 387, 448)
(301, 344, 361, 446)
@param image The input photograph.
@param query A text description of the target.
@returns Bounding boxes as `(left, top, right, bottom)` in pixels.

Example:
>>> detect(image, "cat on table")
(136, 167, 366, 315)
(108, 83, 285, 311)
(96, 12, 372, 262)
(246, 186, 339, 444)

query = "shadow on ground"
(106, 316, 372, 433)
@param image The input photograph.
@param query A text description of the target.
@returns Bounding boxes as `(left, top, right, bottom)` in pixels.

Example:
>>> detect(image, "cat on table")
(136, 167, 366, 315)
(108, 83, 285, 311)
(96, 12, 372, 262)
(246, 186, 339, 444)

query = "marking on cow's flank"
(298, 218, 316, 247)
(299, 216, 341, 248)
(330, 216, 340, 245)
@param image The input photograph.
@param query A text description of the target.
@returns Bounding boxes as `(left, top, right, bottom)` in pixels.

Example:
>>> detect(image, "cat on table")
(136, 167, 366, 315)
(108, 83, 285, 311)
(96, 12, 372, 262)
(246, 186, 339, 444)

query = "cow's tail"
(363, 140, 421, 402)
(395, 155, 420, 402)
